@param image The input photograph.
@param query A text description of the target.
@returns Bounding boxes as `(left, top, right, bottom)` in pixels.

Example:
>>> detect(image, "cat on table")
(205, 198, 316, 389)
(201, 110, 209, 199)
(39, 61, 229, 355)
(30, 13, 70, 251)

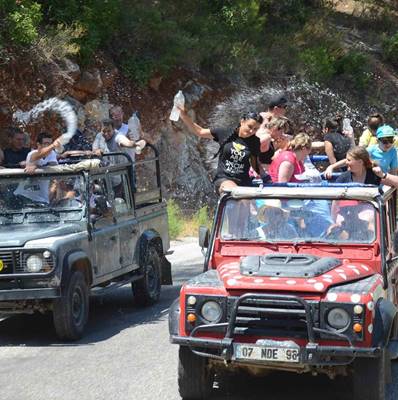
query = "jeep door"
(90, 175, 121, 277)
(109, 171, 138, 270)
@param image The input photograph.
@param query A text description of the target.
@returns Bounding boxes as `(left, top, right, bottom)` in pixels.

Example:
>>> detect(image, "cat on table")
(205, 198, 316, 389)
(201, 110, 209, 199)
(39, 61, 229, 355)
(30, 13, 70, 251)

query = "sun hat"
(257, 199, 288, 222)
(376, 125, 396, 139)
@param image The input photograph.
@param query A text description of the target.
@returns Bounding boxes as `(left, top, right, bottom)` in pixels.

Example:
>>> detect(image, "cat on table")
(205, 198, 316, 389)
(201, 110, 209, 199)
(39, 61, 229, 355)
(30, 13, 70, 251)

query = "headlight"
(327, 308, 351, 331)
(201, 301, 222, 323)
(26, 255, 44, 273)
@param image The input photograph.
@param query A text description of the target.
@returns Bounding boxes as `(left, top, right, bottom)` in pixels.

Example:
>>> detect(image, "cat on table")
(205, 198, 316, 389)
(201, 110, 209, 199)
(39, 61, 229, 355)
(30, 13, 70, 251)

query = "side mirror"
(199, 226, 209, 249)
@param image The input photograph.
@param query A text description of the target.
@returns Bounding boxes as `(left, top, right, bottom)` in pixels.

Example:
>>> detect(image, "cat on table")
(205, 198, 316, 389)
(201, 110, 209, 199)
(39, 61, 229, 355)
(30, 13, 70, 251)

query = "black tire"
(53, 270, 89, 341)
(353, 349, 389, 400)
(178, 346, 213, 400)
(132, 246, 161, 306)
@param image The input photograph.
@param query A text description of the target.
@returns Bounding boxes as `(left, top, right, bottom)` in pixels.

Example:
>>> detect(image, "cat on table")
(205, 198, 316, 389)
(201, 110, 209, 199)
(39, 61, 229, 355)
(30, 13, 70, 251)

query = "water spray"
(13, 98, 78, 149)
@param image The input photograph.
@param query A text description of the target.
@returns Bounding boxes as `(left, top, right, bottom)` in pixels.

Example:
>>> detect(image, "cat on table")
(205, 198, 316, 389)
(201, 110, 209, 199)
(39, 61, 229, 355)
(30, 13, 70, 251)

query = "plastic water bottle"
(169, 90, 185, 121)
(128, 112, 141, 141)
(343, 118, 354, 137)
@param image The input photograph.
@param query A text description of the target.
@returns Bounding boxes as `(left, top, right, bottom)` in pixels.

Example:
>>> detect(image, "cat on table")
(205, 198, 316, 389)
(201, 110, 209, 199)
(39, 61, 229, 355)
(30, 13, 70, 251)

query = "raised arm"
(178, 108, 213, 139)
(29, 138, 61, 162)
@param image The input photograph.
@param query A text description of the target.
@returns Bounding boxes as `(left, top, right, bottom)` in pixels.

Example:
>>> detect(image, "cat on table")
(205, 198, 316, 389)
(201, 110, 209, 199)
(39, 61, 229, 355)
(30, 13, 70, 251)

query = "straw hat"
(257, 199, 288, 223)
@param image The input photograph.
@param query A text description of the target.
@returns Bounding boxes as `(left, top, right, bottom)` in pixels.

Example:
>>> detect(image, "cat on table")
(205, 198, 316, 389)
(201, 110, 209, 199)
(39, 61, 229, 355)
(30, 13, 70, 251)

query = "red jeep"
(169, 183, 398, 400)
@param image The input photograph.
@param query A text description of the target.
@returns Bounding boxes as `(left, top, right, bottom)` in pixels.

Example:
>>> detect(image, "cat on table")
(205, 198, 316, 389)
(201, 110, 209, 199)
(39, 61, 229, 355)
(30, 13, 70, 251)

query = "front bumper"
(171, 292, 380, 366)
(0, 288, 60, 301)
(170, 334, 380, 365)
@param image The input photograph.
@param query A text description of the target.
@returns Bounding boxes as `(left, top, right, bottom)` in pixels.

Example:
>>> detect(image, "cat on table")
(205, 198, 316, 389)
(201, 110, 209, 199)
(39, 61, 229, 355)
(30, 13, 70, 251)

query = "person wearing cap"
(257, 93, 289, 139)
(255, 199, 297, 240)
(367, 125, 398, 175)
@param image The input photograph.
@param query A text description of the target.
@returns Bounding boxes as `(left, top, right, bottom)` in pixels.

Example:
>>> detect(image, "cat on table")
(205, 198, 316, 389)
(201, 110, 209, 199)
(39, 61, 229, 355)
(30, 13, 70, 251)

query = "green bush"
(6, 1, 42, 45)
(335, 50, 371, 89)
(383, 32, 398, 67)
(167, 199, 183, 240)
(193, 206, 211, 229)
(299, 46, 337, 82)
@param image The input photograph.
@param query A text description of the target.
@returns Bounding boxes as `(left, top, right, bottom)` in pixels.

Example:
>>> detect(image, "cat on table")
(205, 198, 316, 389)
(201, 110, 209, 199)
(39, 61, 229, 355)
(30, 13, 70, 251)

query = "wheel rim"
(71, 287, 85, 326)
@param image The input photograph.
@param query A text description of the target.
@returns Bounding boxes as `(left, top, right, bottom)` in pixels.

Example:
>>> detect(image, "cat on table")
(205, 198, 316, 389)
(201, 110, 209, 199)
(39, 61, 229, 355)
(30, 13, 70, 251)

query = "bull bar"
(170, 293, 381, 365)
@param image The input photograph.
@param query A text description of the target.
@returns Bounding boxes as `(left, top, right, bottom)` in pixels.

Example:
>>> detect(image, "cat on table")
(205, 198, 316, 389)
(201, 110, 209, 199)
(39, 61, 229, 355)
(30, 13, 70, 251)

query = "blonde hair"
(288, 133, 312, 151)
(268, 116, 290, 131)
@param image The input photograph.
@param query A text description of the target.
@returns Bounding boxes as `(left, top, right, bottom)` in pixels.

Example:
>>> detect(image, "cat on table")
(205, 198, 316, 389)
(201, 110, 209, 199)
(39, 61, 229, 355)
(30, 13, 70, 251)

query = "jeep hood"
(0, 223, 84, 247)
(218, 254, 374, 293)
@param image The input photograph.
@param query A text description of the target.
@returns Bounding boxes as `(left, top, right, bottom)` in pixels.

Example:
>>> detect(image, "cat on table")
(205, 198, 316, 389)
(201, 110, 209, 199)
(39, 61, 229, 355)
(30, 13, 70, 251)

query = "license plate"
(234, 344, 300, 363)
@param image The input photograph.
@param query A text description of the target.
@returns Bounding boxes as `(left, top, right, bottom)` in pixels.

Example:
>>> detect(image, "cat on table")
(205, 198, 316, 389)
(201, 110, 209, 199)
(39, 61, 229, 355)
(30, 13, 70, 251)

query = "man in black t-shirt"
(1, 127, 30, 168)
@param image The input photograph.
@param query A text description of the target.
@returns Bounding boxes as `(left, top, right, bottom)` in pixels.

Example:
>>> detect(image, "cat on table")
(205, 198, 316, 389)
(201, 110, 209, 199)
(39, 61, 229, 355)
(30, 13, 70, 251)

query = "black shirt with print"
(211, 128, 260, 185)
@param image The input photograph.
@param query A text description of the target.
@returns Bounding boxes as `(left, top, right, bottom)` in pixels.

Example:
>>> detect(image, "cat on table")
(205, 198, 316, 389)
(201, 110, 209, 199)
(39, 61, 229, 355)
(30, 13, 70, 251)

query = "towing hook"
(222, 349, 232, 366)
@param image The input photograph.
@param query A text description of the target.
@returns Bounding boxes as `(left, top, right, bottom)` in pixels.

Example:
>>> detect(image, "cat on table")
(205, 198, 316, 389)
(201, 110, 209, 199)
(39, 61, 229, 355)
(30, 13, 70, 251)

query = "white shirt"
(115, 123, 129, 136)
(92, 132, 138, 162)
(26, 149, 58, 167)
(14, 177, 51, 204)
(13, 150, 58, 203)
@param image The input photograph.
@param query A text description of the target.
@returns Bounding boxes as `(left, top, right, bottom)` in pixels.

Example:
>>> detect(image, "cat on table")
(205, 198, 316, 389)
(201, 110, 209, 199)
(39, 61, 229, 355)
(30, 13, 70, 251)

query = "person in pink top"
(269, 133, 312, 182)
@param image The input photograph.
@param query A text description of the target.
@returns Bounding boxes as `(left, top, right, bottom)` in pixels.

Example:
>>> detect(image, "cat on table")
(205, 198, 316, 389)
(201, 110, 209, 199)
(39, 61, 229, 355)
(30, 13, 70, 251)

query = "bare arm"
(311, 141, 325, 151)
(256, 132, 271, 153)
(324, 141, 336, 165)
(178, 108, 213, 139)
(278, 161, 294, 183)
(324, 158, 347, 179)
(29, 139, 61, 162)
(374, 167, 398, 187)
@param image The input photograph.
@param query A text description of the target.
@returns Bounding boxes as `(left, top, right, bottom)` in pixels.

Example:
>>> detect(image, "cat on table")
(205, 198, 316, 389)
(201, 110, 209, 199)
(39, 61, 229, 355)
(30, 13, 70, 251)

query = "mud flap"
(161, 256, 172, 285)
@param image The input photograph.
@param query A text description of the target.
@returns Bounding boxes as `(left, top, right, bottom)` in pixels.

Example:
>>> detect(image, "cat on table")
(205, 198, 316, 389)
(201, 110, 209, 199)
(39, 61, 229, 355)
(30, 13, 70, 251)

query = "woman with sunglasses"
(367, 125, 398, 175)
(177, 107, 264, 194)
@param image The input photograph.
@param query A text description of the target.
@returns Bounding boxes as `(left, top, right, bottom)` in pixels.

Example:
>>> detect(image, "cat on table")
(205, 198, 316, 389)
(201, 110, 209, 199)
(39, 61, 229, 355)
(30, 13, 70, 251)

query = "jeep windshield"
(220, 198, 376, 244)
(0, 175, 86, 224)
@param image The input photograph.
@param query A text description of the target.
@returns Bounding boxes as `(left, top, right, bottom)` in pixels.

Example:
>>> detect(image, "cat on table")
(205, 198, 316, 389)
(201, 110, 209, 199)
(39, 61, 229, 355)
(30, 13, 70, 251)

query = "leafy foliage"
(0, 0, 393, 88)
(382, 32, 398, 67)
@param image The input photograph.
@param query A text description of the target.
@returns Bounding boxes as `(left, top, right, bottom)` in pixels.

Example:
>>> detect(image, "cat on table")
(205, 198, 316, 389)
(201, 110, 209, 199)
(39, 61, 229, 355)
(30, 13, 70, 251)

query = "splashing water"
(13, 98, 77, 146)
(208, 80, 363, 132)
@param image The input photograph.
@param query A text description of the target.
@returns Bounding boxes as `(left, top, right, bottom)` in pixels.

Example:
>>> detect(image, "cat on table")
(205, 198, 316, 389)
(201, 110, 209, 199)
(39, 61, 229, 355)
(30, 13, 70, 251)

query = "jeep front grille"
(227, 297, 319, 339)
(0, 250, 54, 274)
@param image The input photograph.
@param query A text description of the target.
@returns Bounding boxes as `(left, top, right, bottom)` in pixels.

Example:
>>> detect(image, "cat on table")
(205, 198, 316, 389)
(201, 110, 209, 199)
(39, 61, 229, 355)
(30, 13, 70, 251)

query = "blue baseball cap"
(376, 124, 396, 139)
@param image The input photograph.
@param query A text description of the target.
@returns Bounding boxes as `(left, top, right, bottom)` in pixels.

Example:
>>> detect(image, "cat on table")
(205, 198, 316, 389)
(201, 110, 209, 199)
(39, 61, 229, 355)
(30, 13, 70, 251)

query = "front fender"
(372, 298, 398, 347)
(168, 298, 181, 336)
(61, 250, 92, 289)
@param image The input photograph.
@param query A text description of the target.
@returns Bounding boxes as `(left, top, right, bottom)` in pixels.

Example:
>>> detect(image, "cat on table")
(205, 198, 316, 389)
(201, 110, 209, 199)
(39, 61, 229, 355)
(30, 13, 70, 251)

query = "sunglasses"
(379, 138, 394, 144)
(278, 104, 288, 109)
(243, 112, 263, 123)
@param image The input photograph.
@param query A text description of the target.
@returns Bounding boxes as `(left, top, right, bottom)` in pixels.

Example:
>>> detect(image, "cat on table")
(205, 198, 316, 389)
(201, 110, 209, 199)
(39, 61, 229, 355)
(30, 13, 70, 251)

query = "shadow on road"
(0, 284, 181, 347)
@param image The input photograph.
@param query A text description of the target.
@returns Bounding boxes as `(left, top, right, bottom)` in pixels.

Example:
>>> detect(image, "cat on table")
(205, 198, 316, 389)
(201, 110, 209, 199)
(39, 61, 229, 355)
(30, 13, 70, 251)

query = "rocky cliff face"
(0, 51, 226, 207)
